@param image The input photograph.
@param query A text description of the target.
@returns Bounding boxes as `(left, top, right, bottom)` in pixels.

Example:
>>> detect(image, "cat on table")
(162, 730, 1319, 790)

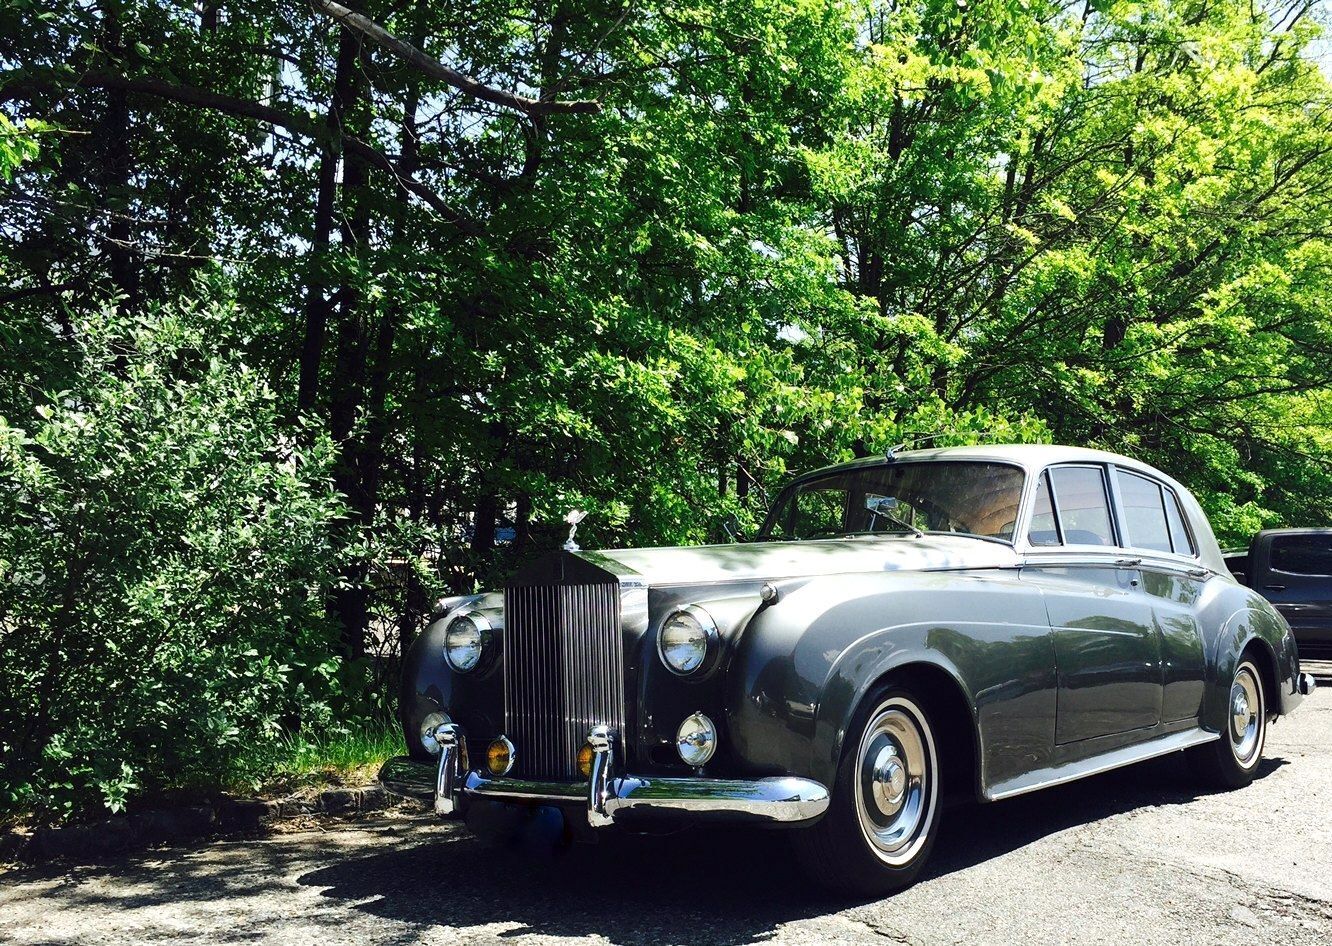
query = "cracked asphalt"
(3, 662, 1330, 946)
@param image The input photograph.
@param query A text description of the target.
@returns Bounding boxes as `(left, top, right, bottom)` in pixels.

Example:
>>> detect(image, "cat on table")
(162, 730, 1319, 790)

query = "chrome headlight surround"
(443, 610, 494, 673)
(657, 605, 720, 677)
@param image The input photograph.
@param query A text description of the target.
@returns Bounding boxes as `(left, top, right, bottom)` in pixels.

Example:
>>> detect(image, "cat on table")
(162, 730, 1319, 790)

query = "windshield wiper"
(865, 510, 923, 538)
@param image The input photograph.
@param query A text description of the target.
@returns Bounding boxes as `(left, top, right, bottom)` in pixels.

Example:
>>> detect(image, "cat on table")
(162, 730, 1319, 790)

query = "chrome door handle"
(1115, 558, 1142, 567)
(1187, 568, 1209, 579)
(1264, 584, 1286, 591)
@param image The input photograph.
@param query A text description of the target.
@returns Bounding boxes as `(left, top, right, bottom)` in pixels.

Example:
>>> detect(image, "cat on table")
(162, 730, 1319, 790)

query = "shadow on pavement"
(296, 751, 1287, 943)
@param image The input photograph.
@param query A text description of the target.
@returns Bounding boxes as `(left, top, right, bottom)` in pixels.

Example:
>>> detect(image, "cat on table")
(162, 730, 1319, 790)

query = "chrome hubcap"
(871, 745, 908, 812)
(854, 700, 937, 866)
(1229, 664, 1262, 768)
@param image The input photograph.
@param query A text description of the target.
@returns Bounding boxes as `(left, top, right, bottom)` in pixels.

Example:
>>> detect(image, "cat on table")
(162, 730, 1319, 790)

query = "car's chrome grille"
(503, 580, 624, 781)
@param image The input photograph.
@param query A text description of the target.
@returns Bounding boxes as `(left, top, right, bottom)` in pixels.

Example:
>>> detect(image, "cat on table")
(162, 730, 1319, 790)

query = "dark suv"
(1225, 528, 1332, 657)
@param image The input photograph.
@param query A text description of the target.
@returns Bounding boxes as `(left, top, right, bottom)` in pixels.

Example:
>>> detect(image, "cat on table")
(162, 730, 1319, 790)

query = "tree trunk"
(102, 7, 139, 312)
(297, 29, 362, 417)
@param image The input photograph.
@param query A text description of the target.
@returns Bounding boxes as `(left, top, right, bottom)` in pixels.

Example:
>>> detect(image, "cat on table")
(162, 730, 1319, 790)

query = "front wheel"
(792, 686, 941, 897)
(1188, 656, 1267, 790)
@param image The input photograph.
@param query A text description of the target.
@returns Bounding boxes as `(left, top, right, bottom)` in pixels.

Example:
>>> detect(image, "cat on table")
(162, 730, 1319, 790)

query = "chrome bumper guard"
(1297, 672, 1316, 697)
(378, 724, 829, 828)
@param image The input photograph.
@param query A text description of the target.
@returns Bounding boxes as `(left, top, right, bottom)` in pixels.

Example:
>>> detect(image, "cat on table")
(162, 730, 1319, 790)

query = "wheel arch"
(826, 659, 983, 805)
(1205, 597, 1293, 731)
(1239, 636, 1280, 722)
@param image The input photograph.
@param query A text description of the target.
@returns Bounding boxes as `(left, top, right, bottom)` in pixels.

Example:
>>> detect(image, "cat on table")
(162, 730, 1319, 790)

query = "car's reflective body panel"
(397, 445, 1306, 809)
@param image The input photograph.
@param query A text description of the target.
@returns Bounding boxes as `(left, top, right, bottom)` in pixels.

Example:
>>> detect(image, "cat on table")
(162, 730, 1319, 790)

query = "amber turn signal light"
(577, 743, 595, 778)
(487, 736, 514, 776)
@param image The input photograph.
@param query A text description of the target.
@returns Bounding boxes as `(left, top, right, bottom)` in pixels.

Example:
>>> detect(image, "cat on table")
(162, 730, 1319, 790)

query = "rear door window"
(1048, 466, 1115, 546)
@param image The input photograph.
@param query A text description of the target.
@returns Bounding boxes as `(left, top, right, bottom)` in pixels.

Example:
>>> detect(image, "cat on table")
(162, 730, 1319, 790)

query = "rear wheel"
(1188, 656, 1267, 790)
(793, 685, 941, 897)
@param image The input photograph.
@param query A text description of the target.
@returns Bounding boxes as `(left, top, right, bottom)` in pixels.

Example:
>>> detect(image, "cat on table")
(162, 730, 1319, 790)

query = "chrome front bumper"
(378, 726, 829, 829)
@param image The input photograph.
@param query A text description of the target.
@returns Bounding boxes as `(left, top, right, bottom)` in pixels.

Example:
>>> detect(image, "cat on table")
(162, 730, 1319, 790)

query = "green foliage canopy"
(2, 0, 1331, 814)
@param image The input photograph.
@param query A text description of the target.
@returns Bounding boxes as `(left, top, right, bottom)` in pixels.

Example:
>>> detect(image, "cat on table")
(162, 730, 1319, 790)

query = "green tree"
(0, 298, 347, 816)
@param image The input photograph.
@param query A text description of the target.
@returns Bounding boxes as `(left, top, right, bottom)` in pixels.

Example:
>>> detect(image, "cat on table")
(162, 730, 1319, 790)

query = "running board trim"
(985, 727, 1220, 801)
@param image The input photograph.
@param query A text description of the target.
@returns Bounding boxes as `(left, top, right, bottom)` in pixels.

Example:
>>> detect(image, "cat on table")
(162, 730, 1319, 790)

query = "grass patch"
(220, 720, 407, 799)
(1, 720, 409, 830)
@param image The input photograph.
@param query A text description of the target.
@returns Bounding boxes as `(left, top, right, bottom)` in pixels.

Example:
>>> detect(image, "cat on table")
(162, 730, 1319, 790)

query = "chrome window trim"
(1017, 462, 1206, 571)
(1110, 467, 1171, 557)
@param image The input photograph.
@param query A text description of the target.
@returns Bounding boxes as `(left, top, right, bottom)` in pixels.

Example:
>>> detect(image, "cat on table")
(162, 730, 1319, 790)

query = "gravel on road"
(4, 665, 1330, 946)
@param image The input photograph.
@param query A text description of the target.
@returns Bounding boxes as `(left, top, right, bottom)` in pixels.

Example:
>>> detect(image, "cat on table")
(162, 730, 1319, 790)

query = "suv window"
(1048, 466, 1115, 546)
(1116, 470, 1172, 553)
(1270, 534, 1332, 576)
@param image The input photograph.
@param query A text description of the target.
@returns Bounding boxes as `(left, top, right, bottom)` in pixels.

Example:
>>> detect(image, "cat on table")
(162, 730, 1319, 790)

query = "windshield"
(759, 461, 1026, 542)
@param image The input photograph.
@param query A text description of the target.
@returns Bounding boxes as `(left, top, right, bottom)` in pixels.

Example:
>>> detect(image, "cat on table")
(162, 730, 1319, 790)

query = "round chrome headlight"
(676, 712, 717, 767)
(419, 711, 451, 755)
(443, 611, 492, 672)
(658, 606, 718, 676)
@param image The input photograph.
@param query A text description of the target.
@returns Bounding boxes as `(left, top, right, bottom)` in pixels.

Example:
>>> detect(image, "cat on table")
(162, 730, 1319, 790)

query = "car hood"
(577, 534, 1019, 587)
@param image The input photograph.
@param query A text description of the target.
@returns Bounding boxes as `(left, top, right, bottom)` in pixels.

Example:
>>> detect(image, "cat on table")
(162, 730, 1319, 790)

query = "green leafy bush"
(0, 301, 348, 819)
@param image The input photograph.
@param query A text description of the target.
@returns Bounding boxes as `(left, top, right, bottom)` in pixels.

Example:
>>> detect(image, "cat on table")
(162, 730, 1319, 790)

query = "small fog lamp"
(486, 736, 515, 776)
(419, 711, 451, 755)
(676, 712, 717, 767)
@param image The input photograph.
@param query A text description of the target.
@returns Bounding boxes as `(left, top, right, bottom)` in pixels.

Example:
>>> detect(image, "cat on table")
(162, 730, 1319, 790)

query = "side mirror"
(723, 514, 747, 543)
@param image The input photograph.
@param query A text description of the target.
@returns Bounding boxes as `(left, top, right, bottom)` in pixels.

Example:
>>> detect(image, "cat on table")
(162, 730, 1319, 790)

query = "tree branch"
(1, 69, 485, 236)
(311, 0, 601, 116)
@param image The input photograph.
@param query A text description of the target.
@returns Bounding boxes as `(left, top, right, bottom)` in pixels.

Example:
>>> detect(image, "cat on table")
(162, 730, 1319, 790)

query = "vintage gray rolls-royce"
(379, 445, 1315, 894)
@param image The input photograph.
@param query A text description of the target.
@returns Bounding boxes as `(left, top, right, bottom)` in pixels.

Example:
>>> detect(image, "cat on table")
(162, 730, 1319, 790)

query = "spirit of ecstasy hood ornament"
(563, 509, 588, 551)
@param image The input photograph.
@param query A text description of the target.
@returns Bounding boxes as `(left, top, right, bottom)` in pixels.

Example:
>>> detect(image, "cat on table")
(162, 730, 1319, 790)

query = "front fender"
(399, 592, 502, 759)
(725, 569, 1056, 793)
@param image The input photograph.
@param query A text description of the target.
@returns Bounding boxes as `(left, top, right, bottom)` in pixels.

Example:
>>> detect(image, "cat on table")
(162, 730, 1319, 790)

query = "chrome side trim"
(985, 727, 1219, 801)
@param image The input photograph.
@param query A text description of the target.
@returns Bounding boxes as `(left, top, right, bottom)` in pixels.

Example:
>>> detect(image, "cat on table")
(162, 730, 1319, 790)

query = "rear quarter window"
(1115, 470, 1172, 553)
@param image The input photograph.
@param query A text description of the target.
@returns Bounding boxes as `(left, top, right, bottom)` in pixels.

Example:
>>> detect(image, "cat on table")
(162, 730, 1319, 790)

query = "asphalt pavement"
(3, 661, 1330, 946)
